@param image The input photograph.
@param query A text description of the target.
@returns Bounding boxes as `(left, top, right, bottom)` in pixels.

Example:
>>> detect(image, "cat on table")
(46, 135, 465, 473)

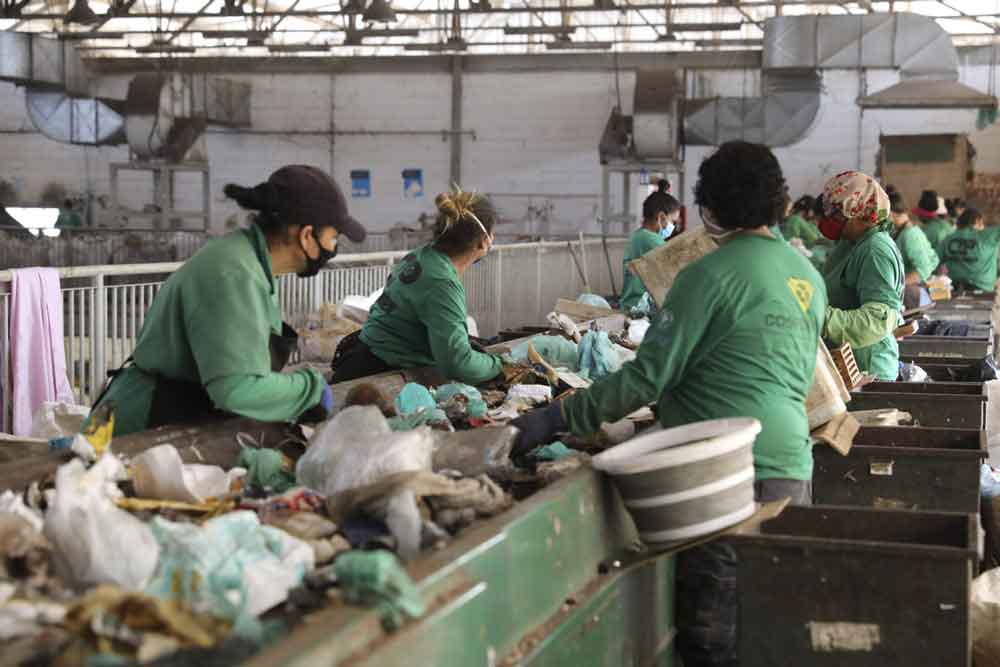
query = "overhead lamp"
(58, 30, 127, 39)
(342, 0, 365, 12)
(545, 37, 612, 50)
(267, 42, 333, 53)
(403, 36, 468, 51)
(667, 21, 742, 32)
(64, 0, 100, 25)
(200, 29, 268, 43)
(219, 0, 244, 16)
(468, 0, 491, 10)
(344, 27, 420, 45)
(592, 0, 616, 10)
(134, 41, 197, 53)
(362, 0, 396, 23)
(503, 25, 575, 36)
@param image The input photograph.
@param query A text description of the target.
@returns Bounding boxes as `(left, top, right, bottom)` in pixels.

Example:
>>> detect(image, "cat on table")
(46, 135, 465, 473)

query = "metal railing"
(0, 237, 626, 433)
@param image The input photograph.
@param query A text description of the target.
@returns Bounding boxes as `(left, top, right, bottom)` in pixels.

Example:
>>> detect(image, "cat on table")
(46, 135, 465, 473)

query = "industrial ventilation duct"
(0, 33, 251, 156)
(683, 12, 996, 147)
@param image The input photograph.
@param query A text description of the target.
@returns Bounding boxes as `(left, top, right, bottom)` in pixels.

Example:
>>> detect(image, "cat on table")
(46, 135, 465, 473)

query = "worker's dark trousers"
(675, 479, 812, 667)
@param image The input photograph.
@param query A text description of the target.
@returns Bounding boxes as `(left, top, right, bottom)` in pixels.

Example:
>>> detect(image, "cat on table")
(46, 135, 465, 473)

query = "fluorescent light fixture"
(199, 30, 269, 41)
(344, 27, 419, 44)
(668, 22, 742, 32)
(403, 36, 467, 51)
(545, 38, 612, 50)
(134, 41, 197, 53)
(267, 42, 332, 52)
(58, 30, 127, 39)
(503, 25, 575, 36)
(693, 38, 762, 47)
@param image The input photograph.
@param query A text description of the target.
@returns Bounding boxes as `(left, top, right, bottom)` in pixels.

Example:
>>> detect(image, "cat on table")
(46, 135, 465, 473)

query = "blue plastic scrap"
(531, 441, 574, 461)
(576, 293, 612, 309)
(395, 383, 438, 416)
(510, 336, 580, 371)
(577, 331, 624, 381)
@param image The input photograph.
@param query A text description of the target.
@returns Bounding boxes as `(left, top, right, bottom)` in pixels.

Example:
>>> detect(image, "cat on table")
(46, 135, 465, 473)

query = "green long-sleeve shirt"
(563, 233, 827, 481)
(620, 227, 664, 312)
(894, 224, 939, 282)
(361, 245, 503, 384)
(823, 227, 904, 381)
(923, 219, 956, 252)
(782, 214, 822, 248)
(92, 224, 326, 437)
(941, 225, 1000, 292)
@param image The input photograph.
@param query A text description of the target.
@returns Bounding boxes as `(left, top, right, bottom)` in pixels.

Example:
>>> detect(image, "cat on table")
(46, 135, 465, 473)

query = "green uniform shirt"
(894, 224, 939, 282)
(564, 234, 827, 481)
(783, 214, 822, 248)
(620, 228, 664, 312)
(55, 210, 82, 229)
(768, 224, 787, 242)
(923, 219, 956, 252)
(941, 225, 1000, 292)
(361, 245, 503, 384)
(823, 227, 904, 381)
(93, 225, 325, 436)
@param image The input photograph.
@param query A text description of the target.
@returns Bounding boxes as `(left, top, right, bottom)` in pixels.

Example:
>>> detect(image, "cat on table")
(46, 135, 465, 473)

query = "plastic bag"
(146, 511, 313, 638)
(507, 384, 552, 406)
(295, 406, 434, 497)
(28, 401, 90, 440)
(898, 362, 929, 383)
(576, 293, 612, 309)
(627, 319, 651, 345)
(395, 383, 437, 416)
(972, 567, 1000, 667)
(337, 289, 384, 325)
(983, 465, 1000, 499)
(132, 444, 240, 503)
(334, 551, 425, 631)
(510, 336, 580, 370)
(0, 490, 43, 532)
(44, 455, 160, 591)
(578, 331, 625, 381)
(236, 448, 293, 494)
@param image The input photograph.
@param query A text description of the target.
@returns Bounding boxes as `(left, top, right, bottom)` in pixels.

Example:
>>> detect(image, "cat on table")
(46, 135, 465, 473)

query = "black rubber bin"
(812, 425, 986, 513)
(731, 505, 976, 667)
(848, 389, 986, 430)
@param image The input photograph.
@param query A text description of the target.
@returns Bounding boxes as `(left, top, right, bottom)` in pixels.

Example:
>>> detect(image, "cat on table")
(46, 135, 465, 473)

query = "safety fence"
(0, 237, 626, 432)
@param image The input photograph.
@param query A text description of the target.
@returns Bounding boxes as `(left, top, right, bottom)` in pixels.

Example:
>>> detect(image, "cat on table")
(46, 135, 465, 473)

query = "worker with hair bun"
(619, 179, 681, 312)
(331, 187, 505, 385)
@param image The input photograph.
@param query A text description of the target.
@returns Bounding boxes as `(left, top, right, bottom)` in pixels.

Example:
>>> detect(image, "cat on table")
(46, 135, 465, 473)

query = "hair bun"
(656, 179, 669, 194)
(224, 181, 280, 212)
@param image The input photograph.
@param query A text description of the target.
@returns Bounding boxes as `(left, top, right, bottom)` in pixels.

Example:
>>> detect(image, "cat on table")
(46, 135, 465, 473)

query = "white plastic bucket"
(592, 417, 761, 545)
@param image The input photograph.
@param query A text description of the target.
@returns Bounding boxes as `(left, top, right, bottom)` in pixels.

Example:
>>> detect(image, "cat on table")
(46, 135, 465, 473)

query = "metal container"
(899, 332, 993, 361)
(813, 425, 986, 513)
(912, 361, 990, 382)
(731, 505, 976, 667)
(848, 389, 986, 429)
(592, 418, 760, 545)
(861, 380, 984, 395)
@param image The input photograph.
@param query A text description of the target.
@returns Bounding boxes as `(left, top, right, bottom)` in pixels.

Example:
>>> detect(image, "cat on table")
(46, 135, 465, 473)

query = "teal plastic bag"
(395, 383, 438, 416)
(577, 293, 612, 309)
(387, 409, 450, 431)
(236, 448, 295, 494)
(532, 441, 573, 460)
(510, 335, 580, 371)
(434, 383, 487, 419)
(578, 331, 624, 381)
(335, 551, 425, 631)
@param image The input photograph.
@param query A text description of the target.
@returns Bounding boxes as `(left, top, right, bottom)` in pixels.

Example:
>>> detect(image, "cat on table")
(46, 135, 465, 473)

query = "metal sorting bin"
(731, 505, 976, 667)
(913, 361, 989, 382)
(848, 386, 986, 429)
(813, 425, 986, 513)
(899, 329, 994, 361)
(245, 469, 677, 667)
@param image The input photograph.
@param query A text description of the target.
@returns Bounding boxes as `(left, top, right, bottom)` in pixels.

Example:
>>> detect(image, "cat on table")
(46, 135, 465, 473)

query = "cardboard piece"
(553, 298, 618, 322)
(849, 408, 913, 427)
(811, 412, 860, 456)
(629, 228, 718, 308)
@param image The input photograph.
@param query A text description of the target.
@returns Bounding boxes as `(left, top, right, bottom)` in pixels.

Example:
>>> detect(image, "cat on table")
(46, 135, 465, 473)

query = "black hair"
(957, 208, 983, 227)
(62, 198, 74, 209)
(947, 198, 967, 217)
(642, 180, 680, 221)
(792, 195, 816, 216)
(694, 141, 787, 230)
(224, 182, 288, 237)
(813, 194, 825, 218)
(885, 185, 906, 214)
(432, 190, 497, 258)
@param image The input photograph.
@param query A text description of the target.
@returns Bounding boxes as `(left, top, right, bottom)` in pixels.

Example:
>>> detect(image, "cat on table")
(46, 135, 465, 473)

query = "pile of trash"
(0, 294, 654, 666)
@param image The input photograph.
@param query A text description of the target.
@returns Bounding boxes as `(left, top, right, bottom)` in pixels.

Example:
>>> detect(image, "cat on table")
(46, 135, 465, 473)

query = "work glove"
(299, 384, 335, 423)
(511, 402, 568, 457)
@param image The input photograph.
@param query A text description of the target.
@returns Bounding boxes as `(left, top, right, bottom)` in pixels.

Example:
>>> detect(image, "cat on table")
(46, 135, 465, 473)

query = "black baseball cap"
(268, 165, 366, 243)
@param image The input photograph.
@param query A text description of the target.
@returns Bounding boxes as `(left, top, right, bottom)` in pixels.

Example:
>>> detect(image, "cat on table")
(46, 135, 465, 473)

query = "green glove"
(823, 302, 899, 351)
(335, 551, 425, 631)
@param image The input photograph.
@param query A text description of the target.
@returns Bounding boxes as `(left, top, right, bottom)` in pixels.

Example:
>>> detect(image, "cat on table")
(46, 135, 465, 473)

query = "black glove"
(511, 402, 568, 457)
(298, 385, 335, 424)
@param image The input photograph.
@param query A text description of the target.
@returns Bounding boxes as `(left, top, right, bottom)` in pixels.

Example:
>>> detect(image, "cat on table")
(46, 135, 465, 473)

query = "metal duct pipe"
(0, 33, 89, 96)
(25, 90, 126, 145)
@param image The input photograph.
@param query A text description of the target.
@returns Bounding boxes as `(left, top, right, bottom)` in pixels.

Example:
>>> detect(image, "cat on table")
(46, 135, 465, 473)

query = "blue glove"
(320, 384, 334, 413)
(511, 402, 568, 457)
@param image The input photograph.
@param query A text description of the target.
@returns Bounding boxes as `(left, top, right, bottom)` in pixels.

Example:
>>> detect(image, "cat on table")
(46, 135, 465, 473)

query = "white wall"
(1, 61, 999, 236)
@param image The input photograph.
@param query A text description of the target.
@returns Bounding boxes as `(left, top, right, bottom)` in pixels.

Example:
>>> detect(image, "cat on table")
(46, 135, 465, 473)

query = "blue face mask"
(660, 222, 675, 240)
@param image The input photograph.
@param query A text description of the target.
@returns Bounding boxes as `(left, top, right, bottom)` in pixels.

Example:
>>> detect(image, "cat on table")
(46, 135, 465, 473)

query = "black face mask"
(297, 228, 338, 278)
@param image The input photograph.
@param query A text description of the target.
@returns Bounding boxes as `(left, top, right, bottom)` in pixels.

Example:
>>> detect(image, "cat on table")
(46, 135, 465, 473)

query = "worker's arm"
(824, 243, 902, 350)
(902, 228, 940, 283)
(186, 272, 325, 422)
(562, 266, 717, 434)
(419, 277, 503, 384)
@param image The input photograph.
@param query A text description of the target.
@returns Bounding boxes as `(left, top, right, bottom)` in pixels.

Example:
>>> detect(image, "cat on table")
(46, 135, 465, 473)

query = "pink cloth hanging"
(10, 268, 74, 436)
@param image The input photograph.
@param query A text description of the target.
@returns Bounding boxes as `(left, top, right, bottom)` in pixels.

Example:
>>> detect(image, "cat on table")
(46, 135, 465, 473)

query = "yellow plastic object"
(81, 402, 115, 457)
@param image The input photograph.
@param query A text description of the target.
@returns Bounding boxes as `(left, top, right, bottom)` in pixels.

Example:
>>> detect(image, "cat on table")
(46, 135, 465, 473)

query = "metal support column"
(450, 55, 463, 186)
(93, 273, 106, 404)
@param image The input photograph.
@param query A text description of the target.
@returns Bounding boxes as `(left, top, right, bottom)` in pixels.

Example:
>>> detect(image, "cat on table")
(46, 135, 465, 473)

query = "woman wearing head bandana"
(818, 171, 905, 381)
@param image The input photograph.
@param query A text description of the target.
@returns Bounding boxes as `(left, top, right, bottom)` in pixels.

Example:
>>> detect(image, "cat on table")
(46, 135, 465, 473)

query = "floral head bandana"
(822, 170, 890, 227)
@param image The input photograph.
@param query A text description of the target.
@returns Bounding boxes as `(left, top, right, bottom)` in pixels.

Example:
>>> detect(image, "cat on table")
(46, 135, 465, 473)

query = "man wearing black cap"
(86, 165, 366, 436)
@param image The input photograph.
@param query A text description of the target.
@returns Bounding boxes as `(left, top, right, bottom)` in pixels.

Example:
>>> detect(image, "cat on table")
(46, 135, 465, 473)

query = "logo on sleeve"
(787, 278, 814, 313)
